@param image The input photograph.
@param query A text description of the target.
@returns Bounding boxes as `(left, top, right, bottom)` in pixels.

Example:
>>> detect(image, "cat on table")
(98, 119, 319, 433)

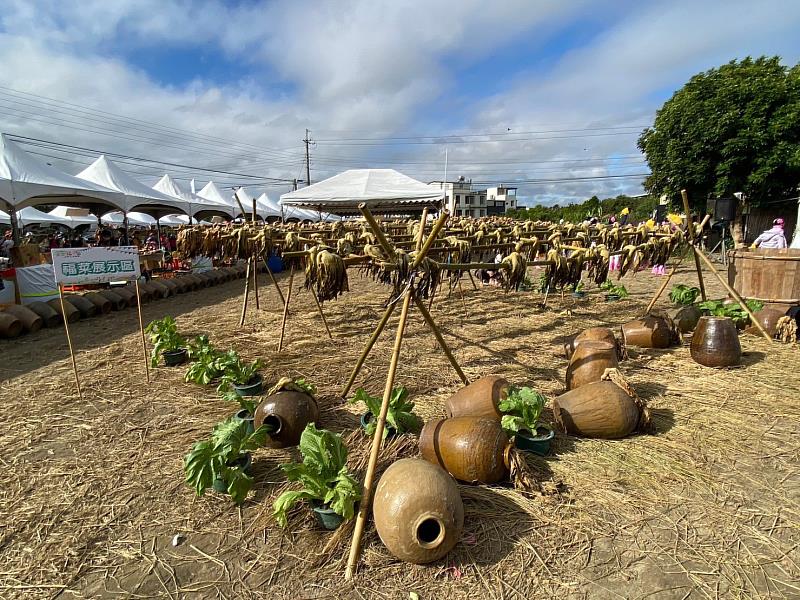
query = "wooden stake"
(134, 279, 151, 384)
(262, 255, 287, 306)
(692, 245, 773, 342)
(310, 288, 333, 339)
(345, 290, 413, 580)
(277, 265, 295, 351)
(239, 258, 252, 327)
(411, 291, 469, 384)
(252, 253, 260, 310)
(58, 284, 83, 401)
(681, 189, 708, 301)
(339, 301, 397, 398)
(467, 269, 478, 291)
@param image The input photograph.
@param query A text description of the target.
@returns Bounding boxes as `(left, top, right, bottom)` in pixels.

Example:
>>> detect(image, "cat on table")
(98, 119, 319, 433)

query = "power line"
(314, 130, 643, 146)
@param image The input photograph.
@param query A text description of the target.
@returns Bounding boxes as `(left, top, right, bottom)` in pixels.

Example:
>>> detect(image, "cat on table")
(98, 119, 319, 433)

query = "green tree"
(638, 56, 800, 245)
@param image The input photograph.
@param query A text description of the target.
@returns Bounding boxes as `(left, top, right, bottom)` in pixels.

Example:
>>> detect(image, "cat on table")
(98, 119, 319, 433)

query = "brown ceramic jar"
(444, 375, 509, 420)
(565, 341, 618, 390)
(26, 301, 61, 328)
(690, 316, 741, 367)
(254, 390, 320, 448)
(552, 380, 642, 439)
(621, 316, 675, 348)
(564, 327, 618, 359)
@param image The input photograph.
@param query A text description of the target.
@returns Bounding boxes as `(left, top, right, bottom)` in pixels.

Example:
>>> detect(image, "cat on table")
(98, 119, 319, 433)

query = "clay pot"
(565, 341, 618, 390)
(254, 390, 320, 449)
(670, 305, 702, 334)
(690, 316, 741, 368)
(148, 280, 171, 299)
(564, 327, 618, 359)
(419, 417, 511, 484)
(444, 375, 509, 420)
(0, 311, 24, 338)
(3, 304, 43, 333)
(64, 295, 97, 319)
(621, 316, 675, 348)
(26, 301, 61, 328)
(159, 279, 180, 295)
(552, 381, 642, 439)
(746, 308, 785, 337)
(183, 275, 203, 290)
(47, 298, 80, 323)
(83, 292, 112, 315)
(97, 290, 127, 311)
(374, 459, 464, 564)
(112, 287, 137, 307)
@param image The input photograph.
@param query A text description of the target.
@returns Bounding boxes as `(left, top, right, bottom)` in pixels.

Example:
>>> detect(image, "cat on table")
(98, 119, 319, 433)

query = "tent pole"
(8, 206, 21, 245)
(123, 212, 129, 246)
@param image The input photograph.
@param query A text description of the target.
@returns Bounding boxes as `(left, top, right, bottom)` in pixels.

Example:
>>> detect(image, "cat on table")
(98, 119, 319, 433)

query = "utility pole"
(293, 178, 298, 191)
(304, 128, 312, 187)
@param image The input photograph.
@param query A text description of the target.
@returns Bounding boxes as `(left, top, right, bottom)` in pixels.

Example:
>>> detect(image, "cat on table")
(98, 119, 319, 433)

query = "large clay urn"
(564, 327, 618, 359)
(47, 298, 80, 323)
(373, 459, 464, 564)
(419, 417, 511, 484)
(64, 295, 98, 319)
(83, 292, 113, 315)
(670, 305, 702, 334)
(0, 311, 23, 338)
(97, 289, 127, 311)
(621, 316, 675, 348)
(112, 287, 137, 307)
(745, 308, 785, 337)
(3, 304, 43, 333)
(254, 391, 320, 448)
(147, 280, 172, 299)
(444, 375, 509, 420)
(565, 341, 618, 390)
(26, 301, 61, 328)
(552, 380, 642, 439)
(690, 316, 741, 367)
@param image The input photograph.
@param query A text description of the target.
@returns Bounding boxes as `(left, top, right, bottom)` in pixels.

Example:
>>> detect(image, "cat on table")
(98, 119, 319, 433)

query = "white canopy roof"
(48, 205, 98, 227)
(280, 168, 443, 215)
(101, 211, 156, 227)
(0, 206, 69, 226)
(197, 181, 239, 216)
(153, 174, 234, 219)
(237, 188, 281, 219)
(0, 134, 125, 211)
(77, 156, 189, 216)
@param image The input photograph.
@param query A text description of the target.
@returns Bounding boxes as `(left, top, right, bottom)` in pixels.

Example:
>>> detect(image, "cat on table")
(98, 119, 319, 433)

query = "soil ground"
(1, 262, 798, 599)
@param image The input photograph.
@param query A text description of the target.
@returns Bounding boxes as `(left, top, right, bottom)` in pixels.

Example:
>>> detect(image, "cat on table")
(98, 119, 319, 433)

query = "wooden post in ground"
(277, 265, 295, 351)
(411, 291, 469, 385)
(252, 254, 260, 310)
(58, 284, 83, 401)
(681, 189, 708, 301)
(339, 302, 398, 399)
(262, 255, 287, 306)
(134, 280, 151, 384)
(310, 288, 333, 339)
(239, 258, 252, 327)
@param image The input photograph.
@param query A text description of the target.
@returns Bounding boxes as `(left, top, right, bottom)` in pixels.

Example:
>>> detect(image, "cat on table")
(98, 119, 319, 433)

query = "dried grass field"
(1, 263, 798, 599)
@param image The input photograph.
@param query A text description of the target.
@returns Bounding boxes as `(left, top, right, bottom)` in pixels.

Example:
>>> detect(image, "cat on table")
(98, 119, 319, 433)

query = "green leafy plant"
(537, 272, 550, 293)
(697, 298, 764, 327)
(498, 387, 547, 437)
(669, 284, 700, 306)
(186, 334, 216, 361)
(293, 378, 317, 397)
(145, 316, 185, 367)
(184, 417, 268, 504)
(568, 281, 585, 293)
(184, 348, 239, 386)
(348, 387, 422, 439)
(217, 355, 264, 394)
(221, 389, 259, 417)
(600, 280, 629, 298)
(273, 424, 361, 527)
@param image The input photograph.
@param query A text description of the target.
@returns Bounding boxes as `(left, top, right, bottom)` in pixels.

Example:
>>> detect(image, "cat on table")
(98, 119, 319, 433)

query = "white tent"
(49, 205, 98, 227)
(280, 168, 443, 215)
(153, 174, 234, 219)
(17, 206, 70, 227)
(0, 134, 124, 212)
(197, 181, 240, 216)
(237, 187, 281, 220)
(101, 211, 156, 227)
(159, 214, 212, 226)
(76, 156, 189, 216)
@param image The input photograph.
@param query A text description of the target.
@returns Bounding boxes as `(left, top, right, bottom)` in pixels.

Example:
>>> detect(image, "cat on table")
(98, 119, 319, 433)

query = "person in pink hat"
(752, 218, 787, 249)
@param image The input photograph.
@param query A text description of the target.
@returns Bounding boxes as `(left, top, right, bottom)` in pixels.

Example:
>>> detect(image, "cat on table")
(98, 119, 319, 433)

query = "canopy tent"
(279, 168, 444, 216)
(101, 211, 156, 228)
(160, 214, 212, 226)
(197, 181, 240, 217)
(153, 174, 235, 220)
(49, 205, 99, 227)
(76, 156, 189, 218)
(17, 206, 71, 227)
(235, 187, 277, 220)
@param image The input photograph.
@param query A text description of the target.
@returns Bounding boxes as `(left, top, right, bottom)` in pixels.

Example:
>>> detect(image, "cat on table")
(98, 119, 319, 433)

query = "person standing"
(752, 218, 787, 249)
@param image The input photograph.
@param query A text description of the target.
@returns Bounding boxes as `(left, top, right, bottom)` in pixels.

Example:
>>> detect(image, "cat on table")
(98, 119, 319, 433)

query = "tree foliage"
(508, 193, 657, 222)
(638, 57, 800, 209)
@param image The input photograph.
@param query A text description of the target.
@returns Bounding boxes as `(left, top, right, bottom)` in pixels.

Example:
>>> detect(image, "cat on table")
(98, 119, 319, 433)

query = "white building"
(428, 177, 488, 218)
(486, 185, 518, 214)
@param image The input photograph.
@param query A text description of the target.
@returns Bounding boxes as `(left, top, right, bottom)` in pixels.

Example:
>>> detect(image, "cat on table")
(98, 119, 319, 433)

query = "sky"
(0, 0, 798, 207)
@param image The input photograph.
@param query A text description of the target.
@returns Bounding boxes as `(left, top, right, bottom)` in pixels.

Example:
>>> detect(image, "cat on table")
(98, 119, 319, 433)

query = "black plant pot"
(234, 374, 264, 396)
(233, 409, 255, 434)
(360, 411, 397, 437)
(212, 452, 252, 493)
(163, 348, 188, 366)
(514, 425, 555, 456)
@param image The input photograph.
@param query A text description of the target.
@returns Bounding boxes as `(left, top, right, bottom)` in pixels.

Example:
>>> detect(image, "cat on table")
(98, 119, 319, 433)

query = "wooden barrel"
(0, 312, 24, 338)
(728, 248, 800, 303)
(3, 305, 41, 333)
(47, 298, 80, 323)
(26, 301, 62, 327)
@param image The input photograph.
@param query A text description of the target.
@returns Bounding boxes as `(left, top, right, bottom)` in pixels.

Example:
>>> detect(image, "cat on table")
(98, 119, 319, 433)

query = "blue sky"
(0, 0, 798, 204)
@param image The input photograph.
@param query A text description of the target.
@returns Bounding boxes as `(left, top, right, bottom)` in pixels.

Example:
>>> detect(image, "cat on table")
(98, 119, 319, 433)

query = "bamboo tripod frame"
(344, 205, 468, 580)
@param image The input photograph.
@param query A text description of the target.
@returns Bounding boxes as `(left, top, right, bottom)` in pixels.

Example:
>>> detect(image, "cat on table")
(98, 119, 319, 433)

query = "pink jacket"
(754, 226, 787, 249)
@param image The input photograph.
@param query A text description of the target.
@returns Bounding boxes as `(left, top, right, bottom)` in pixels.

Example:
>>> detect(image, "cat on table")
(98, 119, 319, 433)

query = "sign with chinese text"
(52, 246, 141, 285)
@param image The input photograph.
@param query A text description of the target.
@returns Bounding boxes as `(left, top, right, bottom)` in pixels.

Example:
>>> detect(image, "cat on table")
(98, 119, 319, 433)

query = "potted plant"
(145, 316, 187, 366)
(184, 339, 239, 386)
(273, 424, 361, 530)
(183, 417, 269, 504)
(669, 284, 700, 306)
(217, 355, 265, 396)
(498, 386, 554, 456)
(349, 386, 421, 439)
(697, 298, 763, 329)
(600, 280, 629, 302)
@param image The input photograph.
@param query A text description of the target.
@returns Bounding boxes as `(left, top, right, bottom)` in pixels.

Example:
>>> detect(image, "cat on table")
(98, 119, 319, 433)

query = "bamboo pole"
(692, 246, 773, 342)
(339, 302, 397, 399)
(134, 280, 151, 384)
(412, 292, 468, 384)
(681, 189, 708, 301)
(310, 288, 333, 339)
(58, 284, 83, 401)
(277, 265, 295, 351)
(239, 257, 252, 327)
(252, 253, 260, 310)
(357, 204, 396, 258)
(467, 269, 478, 291)
(262, 255, 286, 306)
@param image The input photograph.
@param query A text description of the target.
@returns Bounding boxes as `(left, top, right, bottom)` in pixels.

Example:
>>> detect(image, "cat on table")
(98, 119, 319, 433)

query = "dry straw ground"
(1, 263, 798, 599)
